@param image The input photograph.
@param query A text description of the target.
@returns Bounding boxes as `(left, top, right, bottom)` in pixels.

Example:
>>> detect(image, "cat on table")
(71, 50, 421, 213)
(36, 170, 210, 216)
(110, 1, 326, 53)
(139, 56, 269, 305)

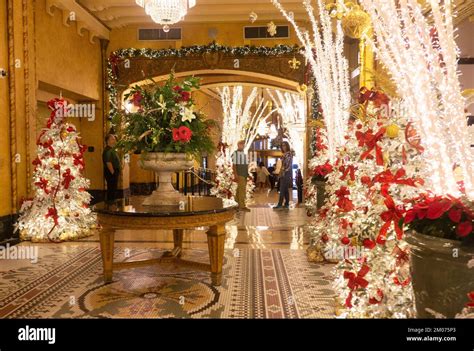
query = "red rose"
(67, 126, 75, 132)
(363, 238, 376, 249)
(172, 128, 181, 141)
(178, 126, 192, 142)
(448, 208, 462, 223)
(173, 86, 183, 93)
(456, 221, 473, 237)
(131, 92, 142, 107)
(321, 234, 329, 242)
(426, 200, 451, 219)
(180, 91, 191, 102)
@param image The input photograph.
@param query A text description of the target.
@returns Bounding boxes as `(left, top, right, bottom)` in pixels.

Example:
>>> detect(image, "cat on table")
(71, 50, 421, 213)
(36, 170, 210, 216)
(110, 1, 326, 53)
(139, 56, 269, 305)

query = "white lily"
(181, 105, 196, 123)
(157, 94, 167, 113)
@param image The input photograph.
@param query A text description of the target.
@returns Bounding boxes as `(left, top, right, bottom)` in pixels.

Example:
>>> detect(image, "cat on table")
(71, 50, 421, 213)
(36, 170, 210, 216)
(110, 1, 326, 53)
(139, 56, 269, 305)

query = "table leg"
(173, 229, 184, 257)
(207, 224, 226, 286)
(99, 229, 115, 283)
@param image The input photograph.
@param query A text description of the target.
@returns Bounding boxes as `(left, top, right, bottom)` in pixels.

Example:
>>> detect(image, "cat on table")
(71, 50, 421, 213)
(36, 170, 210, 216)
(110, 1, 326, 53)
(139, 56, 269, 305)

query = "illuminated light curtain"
(360, 0, 474, 200)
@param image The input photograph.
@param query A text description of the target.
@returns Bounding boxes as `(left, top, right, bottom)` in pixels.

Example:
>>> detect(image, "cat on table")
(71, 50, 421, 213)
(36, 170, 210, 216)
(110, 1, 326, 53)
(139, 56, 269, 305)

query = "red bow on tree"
(62, 169, 75, 189)
(35, 178, 50, 194)
(378, 196, 405, 244)
(344, 265, 370, 307)
(374, 168, 422, 198)
(335, 186, 354, 212)
(356, 127, 386, 166)
(45, 207, 59, 225)
(339, 164, 356, 181)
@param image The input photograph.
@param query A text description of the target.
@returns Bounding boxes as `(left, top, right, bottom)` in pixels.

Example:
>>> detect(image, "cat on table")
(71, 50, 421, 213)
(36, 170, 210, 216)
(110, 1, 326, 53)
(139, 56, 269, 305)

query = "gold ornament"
(296, 84, 307, 95)
(267, 21, 277, 37)
(306, 243, 326, 263)
(341, 4, 371, 39)
(385, 123, 399, 138)
(288, 56, 301, 70)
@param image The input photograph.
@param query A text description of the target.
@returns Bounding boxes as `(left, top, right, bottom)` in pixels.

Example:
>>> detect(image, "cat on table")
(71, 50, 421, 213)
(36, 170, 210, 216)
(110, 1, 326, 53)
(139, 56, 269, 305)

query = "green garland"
(106, 42, 303, 123)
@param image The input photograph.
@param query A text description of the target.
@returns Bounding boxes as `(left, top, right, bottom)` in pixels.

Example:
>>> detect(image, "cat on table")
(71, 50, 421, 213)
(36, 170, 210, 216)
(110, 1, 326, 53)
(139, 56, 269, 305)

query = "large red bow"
(335, 186, 354, 212)
(344, 265, 370, 307)
(357, 127, 386, 166)
(339, 164, 356, 181)
(378, 196, 405, 244)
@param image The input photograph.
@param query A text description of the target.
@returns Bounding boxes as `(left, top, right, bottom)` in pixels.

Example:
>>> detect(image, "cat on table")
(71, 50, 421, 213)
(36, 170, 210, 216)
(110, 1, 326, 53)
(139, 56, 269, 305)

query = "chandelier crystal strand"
(271, 0, 350, 162)
(360, 0, 474, 199)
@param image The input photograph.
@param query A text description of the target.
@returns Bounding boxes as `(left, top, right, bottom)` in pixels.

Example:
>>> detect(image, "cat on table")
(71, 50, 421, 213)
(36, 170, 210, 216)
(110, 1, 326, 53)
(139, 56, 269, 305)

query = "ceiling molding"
(45, 0, 110, 43)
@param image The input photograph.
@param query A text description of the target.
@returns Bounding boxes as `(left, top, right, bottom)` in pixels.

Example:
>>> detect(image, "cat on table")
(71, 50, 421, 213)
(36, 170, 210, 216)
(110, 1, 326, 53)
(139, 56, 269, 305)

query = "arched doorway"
(106, 43, 308, 196)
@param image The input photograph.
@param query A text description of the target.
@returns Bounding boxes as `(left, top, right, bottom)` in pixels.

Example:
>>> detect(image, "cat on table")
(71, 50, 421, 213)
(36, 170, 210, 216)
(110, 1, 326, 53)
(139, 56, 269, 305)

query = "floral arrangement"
(116, 73, 216, 158)
(404, 193, 474, 242)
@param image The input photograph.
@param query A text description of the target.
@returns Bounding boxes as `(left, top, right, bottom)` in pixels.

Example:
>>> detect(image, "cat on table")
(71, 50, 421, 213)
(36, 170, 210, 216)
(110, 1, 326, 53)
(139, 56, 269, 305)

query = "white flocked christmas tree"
(17, 98, 97, 242)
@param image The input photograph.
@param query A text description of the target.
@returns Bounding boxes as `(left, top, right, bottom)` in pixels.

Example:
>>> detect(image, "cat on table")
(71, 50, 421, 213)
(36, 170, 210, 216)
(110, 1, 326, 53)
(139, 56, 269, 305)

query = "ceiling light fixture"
(136, 0, 196, 29)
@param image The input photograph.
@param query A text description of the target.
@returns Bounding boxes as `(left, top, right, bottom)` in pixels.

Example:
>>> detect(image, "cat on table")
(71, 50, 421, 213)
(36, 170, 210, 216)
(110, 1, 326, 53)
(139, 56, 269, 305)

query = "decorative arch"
(106, 42, 307, 122)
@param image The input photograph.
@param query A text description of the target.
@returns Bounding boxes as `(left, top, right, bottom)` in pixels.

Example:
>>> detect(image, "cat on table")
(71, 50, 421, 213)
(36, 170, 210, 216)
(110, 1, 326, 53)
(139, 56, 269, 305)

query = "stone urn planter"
(139, 152, 194, 206)
(406, 231, 474, 318)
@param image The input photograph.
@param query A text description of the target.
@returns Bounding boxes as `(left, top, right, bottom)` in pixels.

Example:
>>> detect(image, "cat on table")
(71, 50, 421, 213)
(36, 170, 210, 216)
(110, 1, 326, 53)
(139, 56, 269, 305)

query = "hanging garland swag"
(106, 43, 305, 122)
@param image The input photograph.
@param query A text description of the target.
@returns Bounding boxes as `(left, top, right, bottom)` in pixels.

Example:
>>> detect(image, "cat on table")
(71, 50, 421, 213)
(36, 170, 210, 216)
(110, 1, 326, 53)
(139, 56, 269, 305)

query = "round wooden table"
(94, 196, 237, 286)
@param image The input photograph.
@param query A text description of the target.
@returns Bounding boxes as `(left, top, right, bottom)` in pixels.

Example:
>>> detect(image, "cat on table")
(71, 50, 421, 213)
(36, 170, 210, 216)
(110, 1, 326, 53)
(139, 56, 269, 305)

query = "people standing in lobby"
(295, 168, 303, 205)
(268, 163, 276, 191)
(256, 162, 270, 191)
(102, 134, 121, 204)
(232, 140, 251, 212)
(274, 141, 293, 210)
(273, 158, 282, 192)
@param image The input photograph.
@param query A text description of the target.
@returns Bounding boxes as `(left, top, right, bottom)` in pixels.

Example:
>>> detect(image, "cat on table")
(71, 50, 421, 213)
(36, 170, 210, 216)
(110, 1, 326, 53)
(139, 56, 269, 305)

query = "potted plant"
(117, 73, 216, 205)
(403, 193, 474, 318)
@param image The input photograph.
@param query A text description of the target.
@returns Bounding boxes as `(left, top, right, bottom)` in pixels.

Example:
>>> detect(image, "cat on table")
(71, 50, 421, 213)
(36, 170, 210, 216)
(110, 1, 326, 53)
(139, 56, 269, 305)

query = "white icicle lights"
(271, 0, 351, 161)
(360, 0, 474, 200)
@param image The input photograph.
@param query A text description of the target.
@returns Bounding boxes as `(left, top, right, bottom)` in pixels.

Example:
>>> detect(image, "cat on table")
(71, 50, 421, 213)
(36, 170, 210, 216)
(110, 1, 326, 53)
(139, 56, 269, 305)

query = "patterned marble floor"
(0, 190, 336, 318)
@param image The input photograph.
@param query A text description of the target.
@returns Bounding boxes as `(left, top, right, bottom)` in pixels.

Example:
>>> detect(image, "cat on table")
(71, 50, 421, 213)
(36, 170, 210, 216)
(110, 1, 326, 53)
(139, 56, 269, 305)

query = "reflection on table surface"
(94, 196, 238, 216)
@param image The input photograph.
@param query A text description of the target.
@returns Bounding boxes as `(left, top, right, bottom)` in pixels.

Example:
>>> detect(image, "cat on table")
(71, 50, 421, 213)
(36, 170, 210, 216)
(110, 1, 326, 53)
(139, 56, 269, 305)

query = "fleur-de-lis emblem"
(288, 57, 301, 70)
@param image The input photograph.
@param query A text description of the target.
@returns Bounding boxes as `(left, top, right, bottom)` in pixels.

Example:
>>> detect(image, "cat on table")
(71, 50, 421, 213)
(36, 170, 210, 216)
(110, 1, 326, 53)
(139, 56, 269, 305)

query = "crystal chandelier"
(136, 0, 196, 29)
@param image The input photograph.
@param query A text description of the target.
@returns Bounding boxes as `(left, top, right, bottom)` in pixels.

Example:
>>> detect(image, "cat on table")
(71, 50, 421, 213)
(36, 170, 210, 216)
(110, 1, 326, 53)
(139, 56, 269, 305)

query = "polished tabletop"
(94, 196, 238, 217)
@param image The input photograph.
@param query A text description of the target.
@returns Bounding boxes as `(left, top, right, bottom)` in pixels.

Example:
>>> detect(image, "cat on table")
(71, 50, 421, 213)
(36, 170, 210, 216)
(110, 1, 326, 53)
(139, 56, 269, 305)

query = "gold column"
(358, 28, 374, 89)
(0, 0, 13, 217)
(6, 0, 36, 213)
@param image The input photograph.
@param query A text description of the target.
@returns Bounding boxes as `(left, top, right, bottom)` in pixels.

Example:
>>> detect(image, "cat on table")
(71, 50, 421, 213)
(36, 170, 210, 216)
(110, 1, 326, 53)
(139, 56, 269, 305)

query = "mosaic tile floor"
(0, 191, 337, 318)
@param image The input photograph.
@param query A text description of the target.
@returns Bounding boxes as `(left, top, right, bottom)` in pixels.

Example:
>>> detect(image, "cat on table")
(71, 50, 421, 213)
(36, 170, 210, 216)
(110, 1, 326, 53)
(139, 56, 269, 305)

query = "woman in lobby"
(273, 141, 293, 210)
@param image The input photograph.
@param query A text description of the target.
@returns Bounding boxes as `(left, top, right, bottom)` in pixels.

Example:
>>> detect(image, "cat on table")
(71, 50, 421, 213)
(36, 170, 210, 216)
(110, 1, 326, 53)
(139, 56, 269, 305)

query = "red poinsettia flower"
(426, 199, 452, 219)
(456, 221, 473, 237)
(448, 208, 462, 223)
(467, 291, 474, 307)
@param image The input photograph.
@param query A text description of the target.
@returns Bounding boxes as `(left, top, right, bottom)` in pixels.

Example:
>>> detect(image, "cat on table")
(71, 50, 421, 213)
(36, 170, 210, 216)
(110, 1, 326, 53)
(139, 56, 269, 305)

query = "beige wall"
(35, 0, 104, 190)
(108, 22, 301, 53)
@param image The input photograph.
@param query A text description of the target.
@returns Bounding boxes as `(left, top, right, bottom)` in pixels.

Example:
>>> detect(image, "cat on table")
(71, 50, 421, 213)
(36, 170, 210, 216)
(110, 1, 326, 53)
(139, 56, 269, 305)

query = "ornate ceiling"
(77, 0, 312, 28)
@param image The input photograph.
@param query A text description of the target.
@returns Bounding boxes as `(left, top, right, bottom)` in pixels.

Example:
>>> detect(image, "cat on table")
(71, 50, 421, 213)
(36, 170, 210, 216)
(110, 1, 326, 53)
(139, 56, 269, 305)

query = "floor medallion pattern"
(0, 246, 335, 319)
